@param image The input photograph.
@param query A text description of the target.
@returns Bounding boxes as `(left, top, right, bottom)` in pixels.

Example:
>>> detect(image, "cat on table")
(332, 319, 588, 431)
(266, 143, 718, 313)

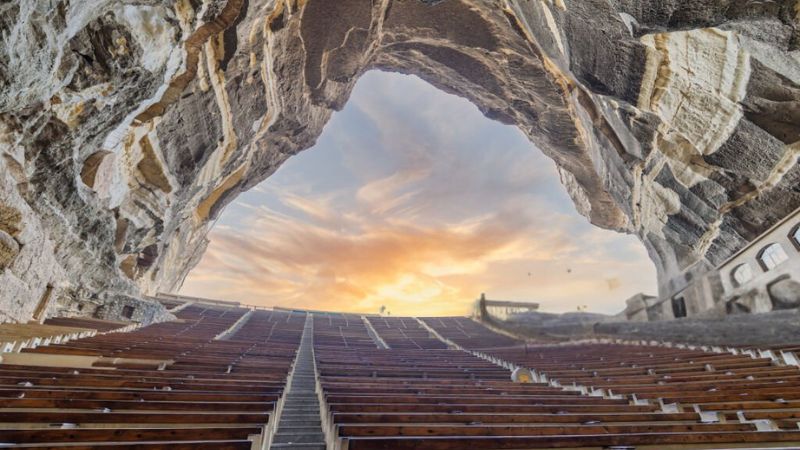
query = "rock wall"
(0, 0, 798, 322)
(487, 308, 800, 347)
(593, 310, 800, 347)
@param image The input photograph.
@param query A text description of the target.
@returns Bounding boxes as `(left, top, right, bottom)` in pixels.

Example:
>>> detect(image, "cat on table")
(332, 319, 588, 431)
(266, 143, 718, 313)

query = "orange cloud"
(181, 195, 655, 316)
(179, 71, 658, 316)
(185, 205, 532, 315)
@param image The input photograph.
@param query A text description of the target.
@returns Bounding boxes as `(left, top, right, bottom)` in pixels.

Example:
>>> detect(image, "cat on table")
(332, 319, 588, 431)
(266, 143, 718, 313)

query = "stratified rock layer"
(0, 0, 798, 321)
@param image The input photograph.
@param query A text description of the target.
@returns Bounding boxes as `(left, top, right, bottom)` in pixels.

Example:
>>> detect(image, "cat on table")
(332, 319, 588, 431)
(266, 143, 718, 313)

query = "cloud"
(181, 71, 658, 316)
(184, 197, 573, 315)
(606, 278, 622, 291)
(183, 190, 655, 316)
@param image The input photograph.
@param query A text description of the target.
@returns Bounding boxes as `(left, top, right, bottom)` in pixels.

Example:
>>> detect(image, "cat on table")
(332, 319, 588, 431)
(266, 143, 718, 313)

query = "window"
(792, 225, 800, 249)
(758, 243, 789, 271)
(671, 295, 687, 318)
(121, 305, 135, 319)
(731, 263, 753, 287)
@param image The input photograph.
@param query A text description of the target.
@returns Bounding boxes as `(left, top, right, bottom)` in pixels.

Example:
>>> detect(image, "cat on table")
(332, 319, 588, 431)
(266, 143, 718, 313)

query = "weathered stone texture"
(0, 0, 798, 321)
(769, 277, 800, 310)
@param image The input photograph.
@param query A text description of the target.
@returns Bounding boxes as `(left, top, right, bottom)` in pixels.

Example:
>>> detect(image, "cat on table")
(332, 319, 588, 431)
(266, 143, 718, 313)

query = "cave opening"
(180, 71, 657, 316)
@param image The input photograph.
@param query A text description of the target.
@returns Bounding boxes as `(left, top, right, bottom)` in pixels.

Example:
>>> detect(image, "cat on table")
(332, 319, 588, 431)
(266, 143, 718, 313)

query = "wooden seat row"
(43, 317, 130, 333)
(415, 316, 800, 448)
(5, 304, 800, 449)
(0, 305, 309, 448)
(0, 323, 98, 353)
(319, 316, 800, 449)
(313, 313, 382, 349)
(364, 317, 447, 350)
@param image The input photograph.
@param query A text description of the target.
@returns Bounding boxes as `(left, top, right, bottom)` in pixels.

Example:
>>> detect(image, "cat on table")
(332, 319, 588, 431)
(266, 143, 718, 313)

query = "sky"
(180, 71, 657, 316)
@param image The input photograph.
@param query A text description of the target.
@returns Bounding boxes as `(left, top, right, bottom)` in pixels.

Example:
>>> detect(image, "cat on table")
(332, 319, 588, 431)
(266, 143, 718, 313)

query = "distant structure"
(626, 207, 800, 321)
(476, 293, 540, 321)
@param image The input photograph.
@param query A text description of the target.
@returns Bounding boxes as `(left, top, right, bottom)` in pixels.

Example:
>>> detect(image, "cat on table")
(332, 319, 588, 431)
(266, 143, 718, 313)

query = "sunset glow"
(181, 72, 657, 316)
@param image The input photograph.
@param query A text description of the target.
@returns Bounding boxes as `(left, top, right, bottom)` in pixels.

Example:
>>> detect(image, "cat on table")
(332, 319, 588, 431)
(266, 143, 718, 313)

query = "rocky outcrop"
(0, 0, 798, 322)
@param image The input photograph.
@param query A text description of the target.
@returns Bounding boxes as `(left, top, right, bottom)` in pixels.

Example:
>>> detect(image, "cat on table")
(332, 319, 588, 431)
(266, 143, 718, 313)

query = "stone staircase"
(270, 315, 327, 450)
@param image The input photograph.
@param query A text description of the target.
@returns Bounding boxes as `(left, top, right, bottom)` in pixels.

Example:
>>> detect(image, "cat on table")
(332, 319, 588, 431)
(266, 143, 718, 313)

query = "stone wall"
(625, 207, 800, 321)
(594, 310, 800, 347)
(0, 0, 798, 321)
(488, 308, 800, 348)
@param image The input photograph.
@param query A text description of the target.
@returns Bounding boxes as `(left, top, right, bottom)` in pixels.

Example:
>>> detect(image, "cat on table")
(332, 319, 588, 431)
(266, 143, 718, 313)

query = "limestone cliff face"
(1, 0, 798, 322)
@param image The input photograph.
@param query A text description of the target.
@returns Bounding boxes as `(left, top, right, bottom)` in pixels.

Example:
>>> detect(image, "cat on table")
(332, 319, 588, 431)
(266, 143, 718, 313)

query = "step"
(282, 407, 320, 413)
(270, 444, 325, 450)
(272, 432, 326, 444)
(283, 404, 319, 410)
(280, 413, 321, 420)
(273, 425, 324, 433)
(278, 419, 321, 427)
(269, 315, 325, 450)
(278, 411, 319, 422)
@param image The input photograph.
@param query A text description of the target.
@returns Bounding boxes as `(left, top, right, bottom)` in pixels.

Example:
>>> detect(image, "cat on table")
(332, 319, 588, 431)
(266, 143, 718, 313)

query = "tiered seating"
(490, 343, 800, 427)
(365, 317, 447, 349)
(318, 316, 763, 449)
(0, 304, 306, 448)
(4, 304, 800, 449)
(313, 313, 379, 348)
(0, 323, 96, 353)
(421, 316, 517, 349)
(228, 308, 306, 344)
(44, 317, 129, 332)
(416, 316, 800, 449)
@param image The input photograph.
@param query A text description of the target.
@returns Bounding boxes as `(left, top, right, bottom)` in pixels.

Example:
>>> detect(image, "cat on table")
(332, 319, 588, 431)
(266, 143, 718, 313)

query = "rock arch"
(0, 0, 798, 318)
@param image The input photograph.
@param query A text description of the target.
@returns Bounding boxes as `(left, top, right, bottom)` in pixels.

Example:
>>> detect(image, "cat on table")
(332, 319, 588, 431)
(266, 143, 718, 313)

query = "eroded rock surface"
(0, 0, 798, 322)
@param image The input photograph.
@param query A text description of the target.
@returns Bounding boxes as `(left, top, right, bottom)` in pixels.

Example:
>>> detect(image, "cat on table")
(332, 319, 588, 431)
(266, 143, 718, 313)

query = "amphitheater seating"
(0, 323, 97, 353)
(421, 316, 518, 349)
(365, 316, 447, 349)
(315, 317, 800, 450)
(313, 312, 381, 349)
(44, 317, 130, 332)
(0, 305, 306, 448)
(3, 304, 800, 449)
(405, 316, 800, 449)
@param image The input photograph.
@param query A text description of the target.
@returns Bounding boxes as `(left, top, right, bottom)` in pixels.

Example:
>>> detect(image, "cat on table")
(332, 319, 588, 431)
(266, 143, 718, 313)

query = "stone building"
(626, 207, 800, 321)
